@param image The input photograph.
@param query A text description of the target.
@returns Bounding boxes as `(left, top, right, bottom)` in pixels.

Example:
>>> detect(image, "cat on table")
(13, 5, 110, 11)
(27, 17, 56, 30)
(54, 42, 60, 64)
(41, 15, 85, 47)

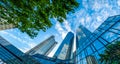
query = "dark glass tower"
(76, 25, 92, 49)
(75, 15, 120, 64)
(54, 32, 74, 60)
(26, 35, 57, 56)
(0, 21, 15, 30)
(0, 36, 41, 64)
(0, 36, 24, 64)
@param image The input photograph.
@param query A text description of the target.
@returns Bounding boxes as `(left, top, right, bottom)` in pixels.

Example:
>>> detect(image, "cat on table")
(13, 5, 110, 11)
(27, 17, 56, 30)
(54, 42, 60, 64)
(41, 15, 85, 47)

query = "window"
(98, 47, 106, 54)
(86, 46, 93, 55)
(113, 15, 120, 22)
(98, 37, 108, 45)
(112, 22, 120, 30)
(81, 51, 85, 59)
(102, 31, 120, 42)
(93, 40, 104, 50)
(109, 29, 120, 35)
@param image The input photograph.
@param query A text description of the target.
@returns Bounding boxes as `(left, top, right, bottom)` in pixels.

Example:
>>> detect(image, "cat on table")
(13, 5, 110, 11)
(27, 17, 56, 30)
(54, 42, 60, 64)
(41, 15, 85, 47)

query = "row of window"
(75, 15, 120, 64)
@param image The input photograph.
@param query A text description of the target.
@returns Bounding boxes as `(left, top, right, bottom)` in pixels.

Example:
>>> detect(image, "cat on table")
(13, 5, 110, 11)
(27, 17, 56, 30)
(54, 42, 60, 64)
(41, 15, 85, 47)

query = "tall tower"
(76, 25, 92, 49)
(0, 36, 24, 64)
(54, 32, 74, 60)
(0, 20, 15, 30)
(75, 15, 120, 64)
(26, 35, 57, 56)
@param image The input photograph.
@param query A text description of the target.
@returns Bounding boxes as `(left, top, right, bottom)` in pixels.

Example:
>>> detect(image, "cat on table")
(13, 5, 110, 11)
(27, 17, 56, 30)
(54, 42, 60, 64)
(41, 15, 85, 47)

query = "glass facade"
(0, 15, 119, 64)
(26, 35, 57, 56)
(0, 36, 40, 64)
(0, 36, 24, 64)
(54, 32, 74, 61)
(75, 15, 120, 64)
(0, 20, 15, 30)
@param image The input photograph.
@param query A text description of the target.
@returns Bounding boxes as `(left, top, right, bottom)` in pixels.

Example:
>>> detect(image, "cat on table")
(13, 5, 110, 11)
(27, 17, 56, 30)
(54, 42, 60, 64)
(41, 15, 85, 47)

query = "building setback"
(26, 35, 57, 56)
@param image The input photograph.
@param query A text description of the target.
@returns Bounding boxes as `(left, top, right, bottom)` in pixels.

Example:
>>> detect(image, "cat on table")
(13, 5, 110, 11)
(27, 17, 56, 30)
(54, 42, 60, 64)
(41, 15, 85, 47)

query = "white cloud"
(55, 21, 67, 39)
(0, 31, 26, 44)
(27, 42, 36, 48)
(117, 0, 120, 6)
(92, 1, 101, 11)
(19, 47, 30, 53)
(0, 31, 37, 52)
(63, 19, 72, 32)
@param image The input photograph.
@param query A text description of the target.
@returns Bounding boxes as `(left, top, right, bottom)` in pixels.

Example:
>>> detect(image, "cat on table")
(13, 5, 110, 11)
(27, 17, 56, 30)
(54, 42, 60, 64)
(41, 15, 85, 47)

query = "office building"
(0, 36, 24, 64)
(0, 36, 40, 64)
(26, 35, 57, 56)
(0, 20, 15, 30)
(76, 25, 92, 49)
(54, 32, 74, 60)
(75, 15, 120, 64)
(0, 14, 120, 64)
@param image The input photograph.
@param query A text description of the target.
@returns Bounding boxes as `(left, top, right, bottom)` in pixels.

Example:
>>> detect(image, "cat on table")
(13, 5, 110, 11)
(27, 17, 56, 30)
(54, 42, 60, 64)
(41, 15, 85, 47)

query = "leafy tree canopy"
(0, 0, 79, 38)
(99, 41, 120, 64)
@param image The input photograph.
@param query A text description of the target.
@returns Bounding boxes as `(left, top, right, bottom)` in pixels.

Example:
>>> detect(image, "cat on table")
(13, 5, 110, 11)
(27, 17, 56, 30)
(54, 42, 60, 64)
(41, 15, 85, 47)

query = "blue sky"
(0, 0, 120, 57)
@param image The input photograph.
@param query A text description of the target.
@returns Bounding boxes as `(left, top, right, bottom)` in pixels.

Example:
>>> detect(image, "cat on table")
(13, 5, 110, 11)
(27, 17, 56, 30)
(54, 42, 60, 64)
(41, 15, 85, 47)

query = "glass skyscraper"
(0, 15, 120, 64)
(0, 36, 41, 64)
(26, 35, 57, 56)
(0, 21, 15, 30)
(0, 36, 24, 64)
(75, 15, 120, 64)
(54, 32, 74, 61)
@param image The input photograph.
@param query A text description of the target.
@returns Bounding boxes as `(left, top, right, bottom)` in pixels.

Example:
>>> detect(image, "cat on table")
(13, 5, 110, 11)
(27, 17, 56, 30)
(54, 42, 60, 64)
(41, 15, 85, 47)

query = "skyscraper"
(26, 35, 57, 56)
(0, 36, 24, 64)
(75, 15, 120, 64)
(0, 20, 15, 30)
(76, 25, 92, 49)
(54, 32, 74, 60)
(0, 36, 41, 64)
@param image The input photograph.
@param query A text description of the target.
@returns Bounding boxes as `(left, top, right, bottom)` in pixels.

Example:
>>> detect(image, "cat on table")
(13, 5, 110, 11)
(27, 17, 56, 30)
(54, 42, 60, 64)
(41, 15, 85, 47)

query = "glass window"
(81, 51, 85, 59)
(93, 40, 104, 50)
(91, 45, 96, 52)
(86, 46, 93, 55)
(100, 25, 110, 31)
(105, 16, 115, 22)
(98, 47, 106, 54)
(109, 29, 120, 34)
(94, 52, 100, 63)
(98, 38, 108, 45)
(112, 22, 120, 30)
(113, 15, 120, 22)
(86, 54, 98, 64)
(77, 54, 81, 62)
(83, 58, 87, 64)
(102, 31, 120, 42)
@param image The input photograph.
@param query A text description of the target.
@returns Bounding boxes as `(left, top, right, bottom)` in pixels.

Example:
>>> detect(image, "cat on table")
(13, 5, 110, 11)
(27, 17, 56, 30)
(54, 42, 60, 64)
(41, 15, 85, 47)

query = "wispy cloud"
(63, 19, 72, 32)
(68, 0, 120, 32)
(117, 0, 120, 6)
(0, 30, 37, 52)
(0, 0, 120, 55)
(55, 21, 67, 39)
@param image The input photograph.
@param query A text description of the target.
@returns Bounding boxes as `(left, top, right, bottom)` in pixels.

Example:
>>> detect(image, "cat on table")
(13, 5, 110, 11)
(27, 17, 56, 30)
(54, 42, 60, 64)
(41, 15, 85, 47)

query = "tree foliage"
(0, 0, 79, 38)
(99, 41, 120, 64)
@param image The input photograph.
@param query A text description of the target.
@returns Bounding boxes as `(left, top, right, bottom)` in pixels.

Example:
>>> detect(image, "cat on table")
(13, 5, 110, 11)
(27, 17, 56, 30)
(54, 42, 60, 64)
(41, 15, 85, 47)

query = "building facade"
(0, 36, 24, 64)
(0, 20, 15, 30)
(0, 15, 119, 64)
(0, 36, 41, 64)
(26, 35, 57, 56)
(54, 32, 74, 61)
(75, 15, 120, 64)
